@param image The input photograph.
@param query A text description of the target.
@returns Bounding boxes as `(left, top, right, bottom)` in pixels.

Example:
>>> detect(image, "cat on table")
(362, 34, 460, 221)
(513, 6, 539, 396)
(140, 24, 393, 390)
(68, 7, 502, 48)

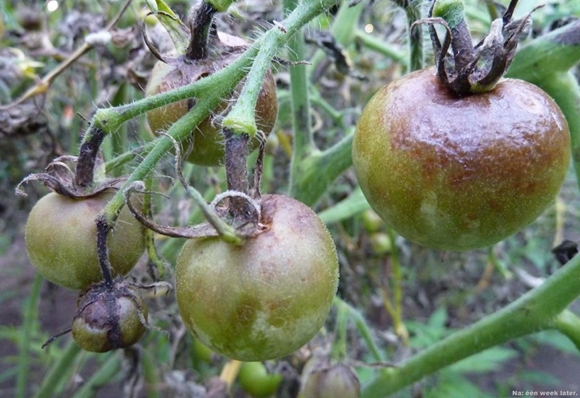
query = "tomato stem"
(362, 252, 580, 396)
(186, 0, 217, 61)
(224, 128, 253, 219)
(96, 216, 115, 289)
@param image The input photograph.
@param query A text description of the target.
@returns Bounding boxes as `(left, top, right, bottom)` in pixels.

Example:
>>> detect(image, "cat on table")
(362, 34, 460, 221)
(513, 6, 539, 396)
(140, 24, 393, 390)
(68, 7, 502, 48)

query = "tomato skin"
(25, 192, 146, 290)
(353, 68, 570, 251)
(145, 59, 278, 167)
(175, 194, 339, 361)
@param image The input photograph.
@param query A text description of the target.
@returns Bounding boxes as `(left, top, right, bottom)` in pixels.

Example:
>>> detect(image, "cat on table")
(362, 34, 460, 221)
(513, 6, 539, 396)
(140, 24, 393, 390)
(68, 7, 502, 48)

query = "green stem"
(34, 340, 82, 398)
(334, 297, 384, 362)
(332, 300, 349, 361)
(223, 29, 280, 136)
(355, 30, 407, 64)
(291, 130, 353, 206)
(403, 0, 424, 71)
(506, 20, 580, 189)
(362, 252, 580, 396)
(284, 0, 315, 198)
(70, 352, 121, 398)
(550, 309, 580, 352)
(99, 0, 344, 225)
(16, 274, 43, 398)
(319, 186, 370, 225)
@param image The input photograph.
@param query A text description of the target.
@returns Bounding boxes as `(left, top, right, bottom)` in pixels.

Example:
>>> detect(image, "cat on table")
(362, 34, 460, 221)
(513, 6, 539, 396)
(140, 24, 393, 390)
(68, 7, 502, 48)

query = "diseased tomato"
(25, 191, 146, 290)
(145, 34, 278, 167)
(175, 194, 339, 361)
(72, 282, 147, 353)
(352, 67, 570, 251)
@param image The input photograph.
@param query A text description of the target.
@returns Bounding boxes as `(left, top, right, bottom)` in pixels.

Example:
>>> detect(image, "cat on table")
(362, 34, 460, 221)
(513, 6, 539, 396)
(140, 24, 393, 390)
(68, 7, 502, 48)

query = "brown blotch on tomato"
(353, 67, 570, 251)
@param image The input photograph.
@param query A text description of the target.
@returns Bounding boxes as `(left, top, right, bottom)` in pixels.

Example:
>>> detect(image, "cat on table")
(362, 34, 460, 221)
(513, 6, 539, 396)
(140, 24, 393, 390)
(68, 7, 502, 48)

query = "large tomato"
(352, 68, 570, 251)
(175, 194, 339, 361)
(25, 191, 146, 289)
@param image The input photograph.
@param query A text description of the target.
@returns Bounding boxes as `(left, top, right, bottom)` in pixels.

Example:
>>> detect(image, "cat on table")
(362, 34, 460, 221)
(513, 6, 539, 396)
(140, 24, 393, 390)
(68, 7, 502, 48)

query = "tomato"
(352, 67, 570, 251)
(72, 283, 147, 353)
(175, 194, 339, 361)
(238, 361, 283, 398)
(145, 34, 278, 166)
(25, 191, 146, 290)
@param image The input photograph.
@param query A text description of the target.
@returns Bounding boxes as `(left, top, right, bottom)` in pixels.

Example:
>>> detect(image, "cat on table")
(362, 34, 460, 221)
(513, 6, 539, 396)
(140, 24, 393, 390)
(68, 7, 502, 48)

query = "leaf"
(519, 370, 561, 386)
(449, 346, 518, 373)
(425, 372, 493, 398)
(145, 0, 190, 54)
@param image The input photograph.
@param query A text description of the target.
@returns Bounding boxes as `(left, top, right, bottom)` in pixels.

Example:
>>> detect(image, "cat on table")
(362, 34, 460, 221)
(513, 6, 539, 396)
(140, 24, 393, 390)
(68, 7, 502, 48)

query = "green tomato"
(25, 191, 146, 290)
(238, 362, 283, 398)
(175, 194, 339, 361)
(353, 68, 570, 251)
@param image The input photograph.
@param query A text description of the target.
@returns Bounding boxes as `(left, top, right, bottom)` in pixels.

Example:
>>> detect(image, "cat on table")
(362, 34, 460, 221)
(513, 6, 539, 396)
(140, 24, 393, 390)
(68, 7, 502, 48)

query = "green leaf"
(146, 0, 190, 54)
(449, 346, 518, 373)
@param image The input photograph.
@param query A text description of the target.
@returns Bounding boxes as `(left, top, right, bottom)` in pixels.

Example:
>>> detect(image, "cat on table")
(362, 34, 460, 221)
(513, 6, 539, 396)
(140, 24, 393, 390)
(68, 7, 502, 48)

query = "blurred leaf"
(425, 372, 493, 398)
(407, 307, 450, 348)
(450, 346, 518, 373)
(530, 331, 580, 356)
(519, 370, 561, 386)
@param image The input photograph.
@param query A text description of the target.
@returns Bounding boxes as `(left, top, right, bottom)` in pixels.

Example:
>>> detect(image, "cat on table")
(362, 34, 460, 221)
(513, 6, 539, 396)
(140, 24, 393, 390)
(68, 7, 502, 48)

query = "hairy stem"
(224, 128, 251, 219)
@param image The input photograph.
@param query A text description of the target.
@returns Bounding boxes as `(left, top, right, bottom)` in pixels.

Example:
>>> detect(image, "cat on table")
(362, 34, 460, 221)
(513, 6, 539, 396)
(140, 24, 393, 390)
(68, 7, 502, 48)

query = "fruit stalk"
(224, 128, 252, 219)
(186, 0, 217, 60)
(362, 252, 580, 396)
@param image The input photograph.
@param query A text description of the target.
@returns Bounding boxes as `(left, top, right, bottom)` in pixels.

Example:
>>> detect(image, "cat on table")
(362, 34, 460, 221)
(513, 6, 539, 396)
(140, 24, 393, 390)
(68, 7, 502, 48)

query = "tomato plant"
(353, 67, 570, 250)
(25, 191, 146, 290)
(4, 0, 580, 397)
(175, 194, 339, 361)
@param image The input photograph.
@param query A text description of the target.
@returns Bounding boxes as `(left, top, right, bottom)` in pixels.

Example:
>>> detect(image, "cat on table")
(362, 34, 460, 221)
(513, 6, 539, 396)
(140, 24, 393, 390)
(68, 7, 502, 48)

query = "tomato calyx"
(421, 0, 535, 96)
(16, 155, 125, 199)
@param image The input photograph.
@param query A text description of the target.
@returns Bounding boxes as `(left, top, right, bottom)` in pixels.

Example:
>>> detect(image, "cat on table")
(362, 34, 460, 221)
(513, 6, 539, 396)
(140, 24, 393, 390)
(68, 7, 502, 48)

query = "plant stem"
(291, 130, 354, 206)
(224, 128, 251, 218)
(403, 0, 424, 72)
(284, 0, 315, 197)
(186, 0, 217, 60)
(34, 341, 82, 398)
(362, 252, 580, 396)
(550, 309, 580, 352)
(16, 274, 43, 398)
(506, 20, 580, 189)
(319, 187, 370, 225)
(355, 30, 407, 64)
(222, 28, 279, 136)
(334, 297, 384, 362)
(387, 228, 408, 344)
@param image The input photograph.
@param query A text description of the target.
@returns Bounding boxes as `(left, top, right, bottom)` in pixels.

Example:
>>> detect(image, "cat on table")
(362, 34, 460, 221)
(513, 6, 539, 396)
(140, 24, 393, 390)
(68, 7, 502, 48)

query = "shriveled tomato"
(25, 191, 146, 289)
(72, 283, 147, 353)
(352, 68, 570, 251)
(175, 194, 339, 361)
